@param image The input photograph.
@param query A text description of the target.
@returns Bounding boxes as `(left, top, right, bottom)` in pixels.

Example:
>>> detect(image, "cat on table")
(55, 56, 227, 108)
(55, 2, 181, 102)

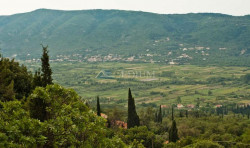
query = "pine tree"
(169, 120, 179, 143)
(127, 88, 140, 128)
(41, 44, 53, 87)
(157, 105, 162, 123)
(97, 96, 101, 116)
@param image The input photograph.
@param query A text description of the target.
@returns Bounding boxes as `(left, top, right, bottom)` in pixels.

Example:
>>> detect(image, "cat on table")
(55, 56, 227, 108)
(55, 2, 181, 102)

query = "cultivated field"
(24, 62, 250, 108)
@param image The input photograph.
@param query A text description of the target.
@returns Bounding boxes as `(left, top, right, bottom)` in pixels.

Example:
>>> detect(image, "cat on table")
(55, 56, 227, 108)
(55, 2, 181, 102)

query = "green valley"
(23, 61, 250, 109)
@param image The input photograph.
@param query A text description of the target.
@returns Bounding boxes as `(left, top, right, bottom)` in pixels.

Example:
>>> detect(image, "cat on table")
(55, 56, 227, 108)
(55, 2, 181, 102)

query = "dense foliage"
(0, 53, 127, 147)
(0, 55, 33, 100)
(0, 85, 126, 147)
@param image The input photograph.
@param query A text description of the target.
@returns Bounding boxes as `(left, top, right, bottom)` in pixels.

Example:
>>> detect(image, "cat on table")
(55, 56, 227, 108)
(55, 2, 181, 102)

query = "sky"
(0, 0, 250, 16)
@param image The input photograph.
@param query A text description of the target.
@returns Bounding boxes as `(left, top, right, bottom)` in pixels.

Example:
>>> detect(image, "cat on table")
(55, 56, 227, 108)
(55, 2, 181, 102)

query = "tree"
(241, 73, 250, 84)
(33, 68, 43, 87)
(0, 57, 32, 100)
(177, 96, 182, 104)
(139, 107, 154, 128)
(97, 96, 101, 116)
(155, 111, 158, 122)
(241, 129, 250, 144)
(189, 140, 223, 148)
(1, 80, 15, 101)
(179, 110, 184, 118)
(119, 126, 163, 148)
(27, 86, 49, 121)
(196, 98, 200, 108)
(0, 101, 45, 147)
(169, 120, 179, 143)
(41, 45, 53, 87)
(171, 105, 174, 121)
(127, 88, 140, 128)
(157, 105, 162, 123)
(1, 84, 126, 147)
(208, 90, 213, 96)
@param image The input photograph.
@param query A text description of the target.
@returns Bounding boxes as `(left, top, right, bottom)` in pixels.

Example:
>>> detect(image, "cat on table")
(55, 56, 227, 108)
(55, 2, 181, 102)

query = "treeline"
(0, 47, 126, 147)
(97, 93, 250, 147)
(94, 85, 250, 147)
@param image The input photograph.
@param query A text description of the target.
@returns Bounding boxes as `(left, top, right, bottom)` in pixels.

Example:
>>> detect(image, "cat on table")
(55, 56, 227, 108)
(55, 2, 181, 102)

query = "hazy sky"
(0, 0, 250, 16)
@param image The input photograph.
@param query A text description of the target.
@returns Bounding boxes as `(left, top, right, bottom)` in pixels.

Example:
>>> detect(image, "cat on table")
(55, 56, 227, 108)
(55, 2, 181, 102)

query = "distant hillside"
(0, 9, 249, 66)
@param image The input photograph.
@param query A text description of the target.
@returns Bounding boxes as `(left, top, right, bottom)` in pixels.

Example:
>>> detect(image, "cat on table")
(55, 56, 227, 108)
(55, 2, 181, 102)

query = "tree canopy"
(0, 84, 126, 147)
(0, 57, 32, 100)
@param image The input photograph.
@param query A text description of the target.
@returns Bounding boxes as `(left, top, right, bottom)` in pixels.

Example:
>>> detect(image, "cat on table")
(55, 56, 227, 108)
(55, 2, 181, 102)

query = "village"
(21, 45, 217, 65)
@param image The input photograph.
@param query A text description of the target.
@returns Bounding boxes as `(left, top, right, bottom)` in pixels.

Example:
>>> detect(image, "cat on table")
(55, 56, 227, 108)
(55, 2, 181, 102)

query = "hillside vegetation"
(0, 9, 249, 66)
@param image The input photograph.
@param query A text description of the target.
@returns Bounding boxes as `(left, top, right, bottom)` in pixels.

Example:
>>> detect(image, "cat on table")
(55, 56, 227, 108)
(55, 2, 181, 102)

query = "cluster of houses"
(161, 104, 224, 110)
(22, 45, 212, 64)
(161, 104, 195, 110)
(100, 113, 127, 129)
(22, 44, 241, 65)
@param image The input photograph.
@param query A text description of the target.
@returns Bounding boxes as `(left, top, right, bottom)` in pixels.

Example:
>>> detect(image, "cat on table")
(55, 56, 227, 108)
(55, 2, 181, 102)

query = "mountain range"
(0, 9, 249, 66)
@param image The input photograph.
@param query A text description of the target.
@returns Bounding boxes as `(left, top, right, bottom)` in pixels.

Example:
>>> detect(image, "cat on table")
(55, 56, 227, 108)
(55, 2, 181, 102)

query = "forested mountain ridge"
(0, 9, 249, 65)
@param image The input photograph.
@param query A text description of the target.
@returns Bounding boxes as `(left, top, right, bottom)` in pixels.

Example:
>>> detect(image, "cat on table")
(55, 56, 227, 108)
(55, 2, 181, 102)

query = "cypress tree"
(127, 88, 140, 128)
(97, 96, 101, 116)
(163, 109, 166, 117)
(107, 118, 111, 128)
(171, 105, 174, 121)
(222, 108, 224, 119)
(186, 110, 188, 118)
(236, 105, 239, 114)
(179, 110, 183, 118)
(155, 111, 158, 122)
(157, 105, 162, 123)
(169, 120, 179, 142)
(41, 44, 53, 87)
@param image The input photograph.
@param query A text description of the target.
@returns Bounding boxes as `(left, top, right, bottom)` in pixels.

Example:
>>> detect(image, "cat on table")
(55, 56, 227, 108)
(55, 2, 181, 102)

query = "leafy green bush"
(0, 84, 126, 147)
